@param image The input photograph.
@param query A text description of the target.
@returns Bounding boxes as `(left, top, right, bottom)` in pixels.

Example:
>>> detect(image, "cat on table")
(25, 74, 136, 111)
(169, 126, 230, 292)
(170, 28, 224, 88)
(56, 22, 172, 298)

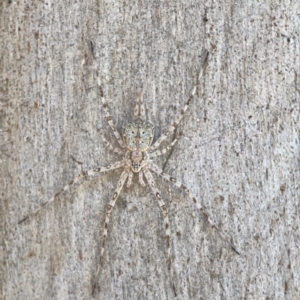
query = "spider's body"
(123, 119, 154, 152)
(19, 66, 239, 297)
(123, 118, 153, 172)
(123, 90, 154, 153)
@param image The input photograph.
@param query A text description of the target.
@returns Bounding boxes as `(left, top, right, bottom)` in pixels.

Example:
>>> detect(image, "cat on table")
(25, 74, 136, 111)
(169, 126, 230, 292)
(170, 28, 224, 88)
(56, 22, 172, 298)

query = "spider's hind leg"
(97, 76, 126, 149)
(148, 138, 178, 158)
(148, 69, 204, 153)
(101, 134, 124, 155)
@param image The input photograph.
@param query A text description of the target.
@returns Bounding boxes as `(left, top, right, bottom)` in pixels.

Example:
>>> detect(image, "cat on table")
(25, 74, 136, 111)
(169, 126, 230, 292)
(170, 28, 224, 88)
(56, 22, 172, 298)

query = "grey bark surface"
(1, 0, 300, 299)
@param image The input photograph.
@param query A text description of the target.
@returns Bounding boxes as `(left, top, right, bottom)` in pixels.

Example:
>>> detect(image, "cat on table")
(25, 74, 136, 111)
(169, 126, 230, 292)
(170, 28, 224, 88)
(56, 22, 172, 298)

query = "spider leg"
(101, 134, 124, 155)
(149, 69, 204, 152)
(149, 60, 208, 152)
(148, 87, 195, 152)
(92, 169, 129, 296)
(143, 168, 176, 296)
(97, 77, 126, 149)
(149, 162, 240, 255)
(148, 138, 178, 158)
(127, 170, 133, 187)
(18, 160, 125, 224)
(138, 170, 146, 186)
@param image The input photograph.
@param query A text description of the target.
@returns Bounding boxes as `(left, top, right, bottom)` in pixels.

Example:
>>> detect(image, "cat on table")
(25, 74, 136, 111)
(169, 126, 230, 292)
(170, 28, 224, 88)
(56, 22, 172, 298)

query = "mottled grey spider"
(19, 66, 239, 296)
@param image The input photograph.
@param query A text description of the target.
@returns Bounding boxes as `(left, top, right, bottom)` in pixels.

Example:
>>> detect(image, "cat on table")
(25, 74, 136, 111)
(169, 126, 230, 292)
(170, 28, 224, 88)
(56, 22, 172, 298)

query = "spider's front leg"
(92, 169, 129, 296)
(18, 160, 125, 224)
(149, 162, 240, 255)
(143, 167, 176, 296)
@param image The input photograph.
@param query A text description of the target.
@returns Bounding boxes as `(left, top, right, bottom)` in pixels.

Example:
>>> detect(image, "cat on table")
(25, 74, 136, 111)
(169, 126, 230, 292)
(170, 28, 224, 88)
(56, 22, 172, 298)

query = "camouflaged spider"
(19, 68, 239, 296)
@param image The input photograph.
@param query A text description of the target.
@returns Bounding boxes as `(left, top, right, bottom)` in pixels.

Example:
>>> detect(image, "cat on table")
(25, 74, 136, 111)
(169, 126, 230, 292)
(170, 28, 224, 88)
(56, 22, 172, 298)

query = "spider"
(19, 65, 239, 296)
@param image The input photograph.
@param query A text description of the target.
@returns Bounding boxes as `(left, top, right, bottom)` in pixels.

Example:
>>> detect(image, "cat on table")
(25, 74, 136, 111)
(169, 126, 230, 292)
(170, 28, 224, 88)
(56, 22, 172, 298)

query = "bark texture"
(1, 0, 300, 299)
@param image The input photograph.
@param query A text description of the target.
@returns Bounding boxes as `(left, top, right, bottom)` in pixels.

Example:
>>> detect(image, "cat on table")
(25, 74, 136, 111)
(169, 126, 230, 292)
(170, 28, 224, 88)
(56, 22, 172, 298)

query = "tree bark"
(1, 1, 299, 299)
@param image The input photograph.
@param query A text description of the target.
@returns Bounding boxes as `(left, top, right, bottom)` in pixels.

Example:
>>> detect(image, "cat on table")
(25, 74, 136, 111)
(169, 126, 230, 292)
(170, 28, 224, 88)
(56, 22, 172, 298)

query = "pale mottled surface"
(1, 0, 300, 299)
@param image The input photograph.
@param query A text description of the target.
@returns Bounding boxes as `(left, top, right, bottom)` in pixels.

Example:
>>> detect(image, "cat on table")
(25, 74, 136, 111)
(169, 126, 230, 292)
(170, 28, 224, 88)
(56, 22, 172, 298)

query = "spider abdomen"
(123, 118, 154, 151)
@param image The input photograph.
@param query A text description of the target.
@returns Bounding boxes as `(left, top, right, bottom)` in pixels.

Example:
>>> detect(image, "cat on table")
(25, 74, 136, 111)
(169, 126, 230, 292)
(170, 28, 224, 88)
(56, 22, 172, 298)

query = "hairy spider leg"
(127, 170, 133, 187)
(138, 170, 146, 186)
(143, 168, 177, 296)
(18, 160, 125, 224)
(149, 162, 240, 255)
(92, 169, 129, 296)
(148, 87, 195, 152)
(101, 134, 124, 155)
(148, 138, 178, 158)
(149, 69, 204, 153)
(97, 77, 126, 149)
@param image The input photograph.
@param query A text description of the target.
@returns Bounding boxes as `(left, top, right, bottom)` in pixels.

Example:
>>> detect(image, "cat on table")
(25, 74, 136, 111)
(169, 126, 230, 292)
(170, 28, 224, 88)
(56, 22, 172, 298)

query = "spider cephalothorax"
(19, 66, 239, 297)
